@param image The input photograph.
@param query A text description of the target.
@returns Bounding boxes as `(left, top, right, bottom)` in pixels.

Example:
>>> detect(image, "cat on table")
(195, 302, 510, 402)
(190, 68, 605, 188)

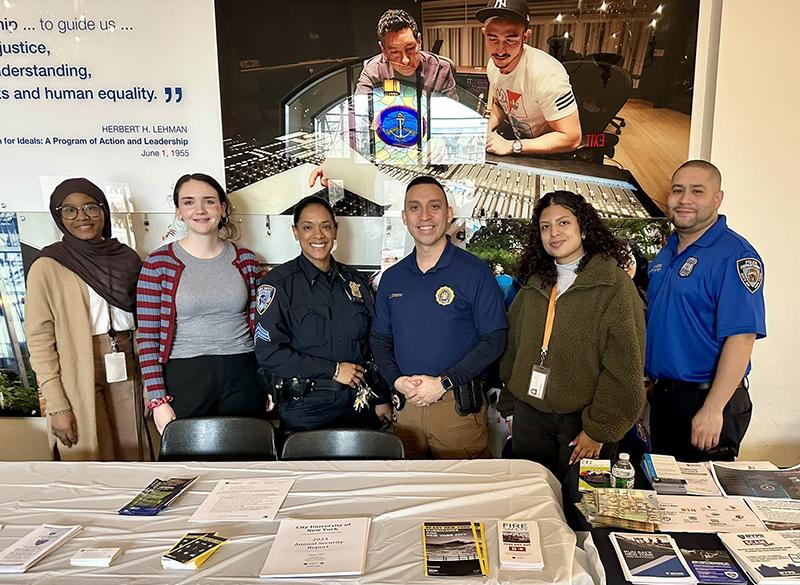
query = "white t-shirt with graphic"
(487, 45, 578, 139)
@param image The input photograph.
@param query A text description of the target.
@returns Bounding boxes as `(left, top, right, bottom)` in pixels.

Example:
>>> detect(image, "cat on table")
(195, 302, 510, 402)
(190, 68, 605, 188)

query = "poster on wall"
(0, 0, 224, 212)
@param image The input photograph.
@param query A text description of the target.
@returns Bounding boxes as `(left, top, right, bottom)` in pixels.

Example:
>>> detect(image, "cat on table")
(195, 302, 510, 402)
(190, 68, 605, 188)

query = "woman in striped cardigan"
(136, 173, 265, 434)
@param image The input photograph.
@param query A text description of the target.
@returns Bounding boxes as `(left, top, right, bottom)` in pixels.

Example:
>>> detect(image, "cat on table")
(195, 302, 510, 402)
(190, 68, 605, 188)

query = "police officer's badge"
(256, 284, 275, 314)
(435, 285, 455, 306)
(348, 280, 363, 302)
(679, 257, 698, 277)
(737, 257, 763, 293)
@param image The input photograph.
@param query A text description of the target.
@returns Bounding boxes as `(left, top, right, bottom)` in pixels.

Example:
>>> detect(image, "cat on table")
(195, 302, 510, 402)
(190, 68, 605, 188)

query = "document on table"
(189, 478, 294, 522)
(711, 463, 800, 499)
(677, 462, 722, 496)
(745, 498, 800, 530)
(658, 495, 764, 533)
(0, 524, 81, 573)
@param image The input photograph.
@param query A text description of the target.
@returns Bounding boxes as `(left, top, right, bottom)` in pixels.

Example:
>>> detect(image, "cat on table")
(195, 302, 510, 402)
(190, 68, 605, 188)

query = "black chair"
(280, 429, 405, 461)
(159, 416, 277, 461)
(562, 59, 633, 161)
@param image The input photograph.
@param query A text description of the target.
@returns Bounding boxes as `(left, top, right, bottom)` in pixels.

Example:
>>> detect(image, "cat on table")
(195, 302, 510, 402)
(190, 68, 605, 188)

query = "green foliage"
(606, 219, 671, 259)
(467, 219, 530, 274)
(470, 247, 520, 275)
(468, 219, 530, 253)
(0, 370, 40, 416)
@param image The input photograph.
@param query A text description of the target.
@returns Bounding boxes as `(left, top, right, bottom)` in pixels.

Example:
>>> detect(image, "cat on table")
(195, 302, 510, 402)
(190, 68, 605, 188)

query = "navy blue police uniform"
(371, 239, 507, 458)
(646, 215, 766, 462)
(254, 254, 389, 432)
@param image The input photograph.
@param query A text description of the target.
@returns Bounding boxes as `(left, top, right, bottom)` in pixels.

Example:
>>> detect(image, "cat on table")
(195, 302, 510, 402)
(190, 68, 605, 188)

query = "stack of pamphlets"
(576, 488, 662, 531)
(422, 521, 488, 577)
(579, 459, 612, 492)
(609, 532, 697, 584)
(497, 520, 543, 570)
(711, 463, 800, 500)
(745, 498, 800, 531)
(118, 477, 196, 516)
(718, 531, 800, 584)
(680, 548, 748, 585)
(642, 454, 688, 495)
(0, 524, 82, 573)
(677, 462, 723, 496)
(70, 547, 122, 567)
(161, 532, 227, 570)
(260, 518, 371, 578)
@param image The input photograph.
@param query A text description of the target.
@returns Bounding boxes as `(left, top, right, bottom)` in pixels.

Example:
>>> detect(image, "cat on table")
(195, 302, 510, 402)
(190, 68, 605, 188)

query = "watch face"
(512, 140, 522, 153)
(442, 376, 453, 390)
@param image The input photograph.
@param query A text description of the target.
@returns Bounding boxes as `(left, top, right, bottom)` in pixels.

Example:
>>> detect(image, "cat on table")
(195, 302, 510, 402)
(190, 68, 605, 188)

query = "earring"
(581, 233, 586, 240)
(220, 215, 229, 226)
(175, 217, 185, 228)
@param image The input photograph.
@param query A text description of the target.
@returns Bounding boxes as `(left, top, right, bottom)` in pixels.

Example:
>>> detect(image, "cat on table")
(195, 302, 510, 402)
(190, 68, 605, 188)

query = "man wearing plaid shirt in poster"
(356, 9, 457, 99)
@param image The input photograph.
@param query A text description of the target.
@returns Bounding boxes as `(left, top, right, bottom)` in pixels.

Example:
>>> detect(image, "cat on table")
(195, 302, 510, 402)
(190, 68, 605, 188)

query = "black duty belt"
(654, 378, 746, 392)
(259, 371, 348, 402)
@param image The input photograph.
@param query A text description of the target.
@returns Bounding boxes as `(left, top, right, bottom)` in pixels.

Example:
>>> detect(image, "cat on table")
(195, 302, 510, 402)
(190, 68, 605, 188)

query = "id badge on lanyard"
(528, 287, 557, 400)
(103, 306, 128, 383)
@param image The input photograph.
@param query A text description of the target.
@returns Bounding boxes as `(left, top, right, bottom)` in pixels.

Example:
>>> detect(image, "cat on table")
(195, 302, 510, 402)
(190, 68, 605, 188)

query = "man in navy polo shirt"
(371, 176, 507, 458)
(646, 160, 766, 462)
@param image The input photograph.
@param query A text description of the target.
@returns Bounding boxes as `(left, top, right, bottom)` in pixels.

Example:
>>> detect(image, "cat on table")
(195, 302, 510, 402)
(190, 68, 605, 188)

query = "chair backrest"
(280, 429, 405, 461)
(159, 416, 277, 461)
(563, 60, 633, 134)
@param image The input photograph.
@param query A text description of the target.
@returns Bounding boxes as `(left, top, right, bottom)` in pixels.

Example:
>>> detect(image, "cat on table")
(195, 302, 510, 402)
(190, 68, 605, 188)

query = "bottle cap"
(618, 453, 630, 461)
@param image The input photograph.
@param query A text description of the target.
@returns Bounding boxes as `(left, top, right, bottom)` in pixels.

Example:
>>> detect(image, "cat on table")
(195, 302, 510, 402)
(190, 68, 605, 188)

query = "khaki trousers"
(395, 391, 490, 459)
(91, 332, 144, 461)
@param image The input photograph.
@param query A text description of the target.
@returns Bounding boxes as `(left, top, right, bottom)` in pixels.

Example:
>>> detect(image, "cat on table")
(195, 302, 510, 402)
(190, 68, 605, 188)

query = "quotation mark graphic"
(164, 87, 183, 103)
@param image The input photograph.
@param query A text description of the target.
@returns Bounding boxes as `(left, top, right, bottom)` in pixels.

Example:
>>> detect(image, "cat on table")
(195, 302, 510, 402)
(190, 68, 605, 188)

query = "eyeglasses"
(56, 203, 103, 220)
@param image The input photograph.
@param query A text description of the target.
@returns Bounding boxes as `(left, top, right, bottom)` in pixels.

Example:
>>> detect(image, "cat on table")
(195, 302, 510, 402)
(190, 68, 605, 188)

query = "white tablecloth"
(0, 459, 604, 584)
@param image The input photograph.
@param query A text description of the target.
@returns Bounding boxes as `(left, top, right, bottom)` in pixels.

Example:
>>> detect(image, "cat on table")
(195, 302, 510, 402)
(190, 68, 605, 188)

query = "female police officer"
(254, 196, 392, 432)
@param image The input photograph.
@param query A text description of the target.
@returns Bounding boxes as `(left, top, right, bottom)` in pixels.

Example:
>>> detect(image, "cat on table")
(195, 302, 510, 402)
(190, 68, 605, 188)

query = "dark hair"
(517, 191, 630, 287)
(376, 9, 419, 42)
(405, 175, 448, 203)
(292, 195, 337, 227)
(672, 159, 722, 191)
(173, 173, 238, 240)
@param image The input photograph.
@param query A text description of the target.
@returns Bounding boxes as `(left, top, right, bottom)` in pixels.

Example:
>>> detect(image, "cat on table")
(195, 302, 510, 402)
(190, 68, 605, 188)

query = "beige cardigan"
(25, 258, 103, 460)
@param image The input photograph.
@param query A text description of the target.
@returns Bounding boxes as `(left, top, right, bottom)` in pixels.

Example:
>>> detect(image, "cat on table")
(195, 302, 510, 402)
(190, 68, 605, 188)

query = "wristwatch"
(512, 139, 522, 155)
(441, 375, 454, 391)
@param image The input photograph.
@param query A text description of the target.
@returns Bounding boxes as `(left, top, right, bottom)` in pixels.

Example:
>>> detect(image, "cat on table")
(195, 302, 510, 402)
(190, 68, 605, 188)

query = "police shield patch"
(737, 258, 763, 293)
(256, 284, 275, 314)
(679, 257, 698, 277)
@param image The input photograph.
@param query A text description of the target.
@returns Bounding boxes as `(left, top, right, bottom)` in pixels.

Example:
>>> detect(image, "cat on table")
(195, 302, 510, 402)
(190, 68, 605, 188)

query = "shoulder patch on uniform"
(736, 257, 763, 293)
(679, 257, 698, 277)
(255, 323, 271, 343)
(256, 284, 276, 314)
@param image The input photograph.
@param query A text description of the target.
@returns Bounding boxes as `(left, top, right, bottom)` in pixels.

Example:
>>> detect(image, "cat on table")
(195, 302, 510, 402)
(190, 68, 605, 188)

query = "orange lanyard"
(539, 286, 558, 366)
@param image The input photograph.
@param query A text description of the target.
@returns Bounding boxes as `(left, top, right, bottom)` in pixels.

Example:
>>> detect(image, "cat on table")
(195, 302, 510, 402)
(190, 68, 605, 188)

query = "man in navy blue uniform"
(371, 176, 507, 459)
(646, 160, 766, 462)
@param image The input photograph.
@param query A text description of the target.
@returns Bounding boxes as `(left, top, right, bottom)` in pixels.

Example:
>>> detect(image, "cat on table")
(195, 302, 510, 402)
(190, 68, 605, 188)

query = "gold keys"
(353, 381, 377, 412)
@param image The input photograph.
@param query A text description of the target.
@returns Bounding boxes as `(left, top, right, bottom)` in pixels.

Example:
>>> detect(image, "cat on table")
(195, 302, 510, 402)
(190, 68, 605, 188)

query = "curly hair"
(516, 191, 630, 287)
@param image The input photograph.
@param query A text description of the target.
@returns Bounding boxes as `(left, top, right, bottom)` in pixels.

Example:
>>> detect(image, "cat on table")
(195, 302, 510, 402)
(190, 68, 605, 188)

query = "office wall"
(707, 0, 800, 464)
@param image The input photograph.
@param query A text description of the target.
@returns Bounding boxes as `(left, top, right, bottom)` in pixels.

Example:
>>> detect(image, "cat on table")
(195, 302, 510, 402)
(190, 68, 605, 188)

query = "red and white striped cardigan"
(135, 242, 260, 404)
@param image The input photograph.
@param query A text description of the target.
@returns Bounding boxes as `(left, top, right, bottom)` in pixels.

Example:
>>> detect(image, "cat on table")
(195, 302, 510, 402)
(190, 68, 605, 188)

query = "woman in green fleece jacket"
(499, 191, 645, 480)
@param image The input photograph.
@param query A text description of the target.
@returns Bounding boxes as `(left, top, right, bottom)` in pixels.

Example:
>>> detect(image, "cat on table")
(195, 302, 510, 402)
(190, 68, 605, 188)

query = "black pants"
(278, 387, 381, 432)
(164, 352, 265, 418)
(649, 382, 752, 463)
(511, 397, 618, 482)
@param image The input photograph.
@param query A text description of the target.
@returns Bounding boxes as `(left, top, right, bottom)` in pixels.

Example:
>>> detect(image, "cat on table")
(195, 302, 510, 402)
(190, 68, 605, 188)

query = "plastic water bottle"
(611, 453, 635, 489)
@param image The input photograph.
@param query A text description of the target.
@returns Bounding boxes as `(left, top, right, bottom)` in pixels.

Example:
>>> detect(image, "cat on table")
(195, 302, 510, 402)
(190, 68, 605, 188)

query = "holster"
(258, 369, 314, 403)
(453, 379, 485, 416)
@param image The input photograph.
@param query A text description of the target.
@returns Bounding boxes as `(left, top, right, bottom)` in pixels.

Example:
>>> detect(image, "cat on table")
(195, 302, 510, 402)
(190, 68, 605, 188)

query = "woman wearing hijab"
(25, 178, 144, 461)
